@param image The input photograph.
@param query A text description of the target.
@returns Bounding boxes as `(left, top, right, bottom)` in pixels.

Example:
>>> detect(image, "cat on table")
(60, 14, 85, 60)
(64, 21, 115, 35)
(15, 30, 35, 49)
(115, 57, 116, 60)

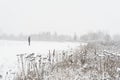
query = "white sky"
(0, 0, 120, 36)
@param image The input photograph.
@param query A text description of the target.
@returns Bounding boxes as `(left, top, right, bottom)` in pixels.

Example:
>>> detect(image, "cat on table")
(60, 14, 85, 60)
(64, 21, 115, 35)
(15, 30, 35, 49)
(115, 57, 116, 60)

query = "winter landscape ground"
(1, 32, 120, 80)
(1, 39, 120, 80)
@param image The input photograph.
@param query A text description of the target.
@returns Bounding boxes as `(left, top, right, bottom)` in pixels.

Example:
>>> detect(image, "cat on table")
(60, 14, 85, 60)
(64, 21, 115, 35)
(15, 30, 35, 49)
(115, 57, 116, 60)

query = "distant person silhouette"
(28, 36, 31, 46)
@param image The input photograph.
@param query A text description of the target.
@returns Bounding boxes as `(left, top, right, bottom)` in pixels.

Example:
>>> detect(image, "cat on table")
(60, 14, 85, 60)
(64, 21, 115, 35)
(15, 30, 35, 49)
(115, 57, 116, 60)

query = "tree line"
(0, 32, 79, 42)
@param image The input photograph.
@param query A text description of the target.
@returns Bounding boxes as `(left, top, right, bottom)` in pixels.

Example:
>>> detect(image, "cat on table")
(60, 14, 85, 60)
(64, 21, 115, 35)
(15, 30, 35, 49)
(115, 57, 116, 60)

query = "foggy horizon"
(0, 0, 120, 36)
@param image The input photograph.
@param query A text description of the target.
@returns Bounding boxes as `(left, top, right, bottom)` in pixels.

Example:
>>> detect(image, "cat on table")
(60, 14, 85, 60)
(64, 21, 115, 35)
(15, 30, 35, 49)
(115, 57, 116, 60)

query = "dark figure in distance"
(28, 36, 31, 46)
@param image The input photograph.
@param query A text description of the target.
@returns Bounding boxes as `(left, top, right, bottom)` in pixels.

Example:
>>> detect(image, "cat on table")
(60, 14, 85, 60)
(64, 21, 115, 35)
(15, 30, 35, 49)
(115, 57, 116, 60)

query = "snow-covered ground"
(0, 40, 80, 79)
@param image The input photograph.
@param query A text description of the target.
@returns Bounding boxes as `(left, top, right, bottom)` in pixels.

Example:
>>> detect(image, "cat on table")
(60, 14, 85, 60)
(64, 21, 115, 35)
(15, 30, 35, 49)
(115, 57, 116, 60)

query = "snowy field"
(0, 40, 80, 78)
